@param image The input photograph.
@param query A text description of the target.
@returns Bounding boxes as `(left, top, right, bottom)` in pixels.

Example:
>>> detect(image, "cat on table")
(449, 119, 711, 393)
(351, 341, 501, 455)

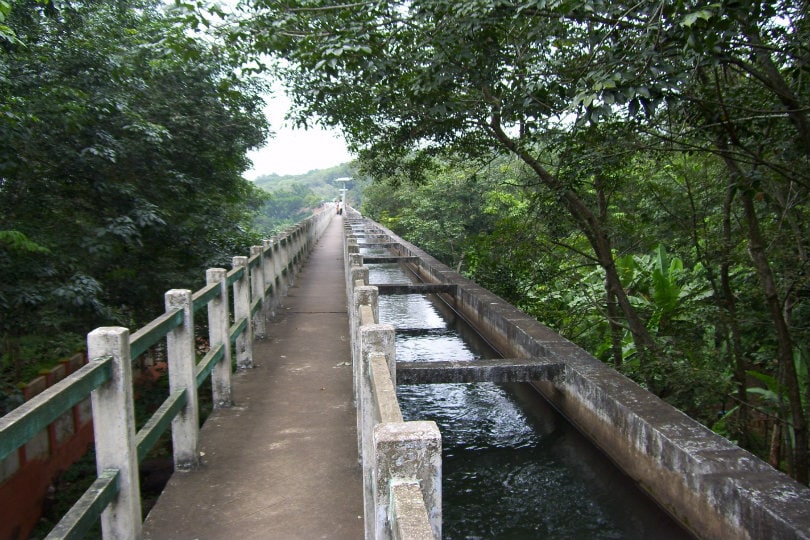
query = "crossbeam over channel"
(397, 358, 565, 384)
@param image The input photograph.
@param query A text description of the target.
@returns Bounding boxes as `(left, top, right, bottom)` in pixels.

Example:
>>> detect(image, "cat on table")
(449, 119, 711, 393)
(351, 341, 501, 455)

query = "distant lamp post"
(334, 177, 352, 211)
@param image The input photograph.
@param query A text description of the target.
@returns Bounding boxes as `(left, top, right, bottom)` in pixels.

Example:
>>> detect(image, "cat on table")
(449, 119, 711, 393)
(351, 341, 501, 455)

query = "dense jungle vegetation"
(0, 0, 269, 412)
(230, 0, 810, 483)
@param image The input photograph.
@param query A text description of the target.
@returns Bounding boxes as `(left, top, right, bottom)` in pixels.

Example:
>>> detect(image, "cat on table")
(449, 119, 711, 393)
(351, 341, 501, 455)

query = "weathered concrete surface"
(375, 283, 456, 295)
(362, 256, 419, 264)
(396, 357, 565, 384)
(143, 216, 363, 540)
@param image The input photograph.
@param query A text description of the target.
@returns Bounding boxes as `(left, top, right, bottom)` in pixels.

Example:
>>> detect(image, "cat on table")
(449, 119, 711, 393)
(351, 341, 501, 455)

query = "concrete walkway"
(143, 215, 363, 540)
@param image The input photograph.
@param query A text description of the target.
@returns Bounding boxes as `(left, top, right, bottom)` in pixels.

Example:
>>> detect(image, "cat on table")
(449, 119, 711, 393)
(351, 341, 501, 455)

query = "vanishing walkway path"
(143, 215, 364, 540)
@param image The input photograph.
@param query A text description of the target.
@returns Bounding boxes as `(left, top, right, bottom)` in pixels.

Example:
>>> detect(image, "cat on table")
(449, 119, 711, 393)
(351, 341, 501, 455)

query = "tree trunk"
(738, 25, 810, 157)
(715, 57, 810, 478)
(487, 112, 659, 365)
(605, 286, 624, 367)
(716, 144, 809, 483)
(769, 422, 782, 469)
(596, 177, 624, 367)
(719, 183, 751, 447)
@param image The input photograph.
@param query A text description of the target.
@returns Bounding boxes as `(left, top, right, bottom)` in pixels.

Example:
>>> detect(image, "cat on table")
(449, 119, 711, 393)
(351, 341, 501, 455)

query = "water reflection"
(398, 382, 689, 539)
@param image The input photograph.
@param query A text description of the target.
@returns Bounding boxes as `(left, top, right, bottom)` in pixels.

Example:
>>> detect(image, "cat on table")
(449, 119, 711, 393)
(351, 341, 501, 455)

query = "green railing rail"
(0, 358, 113, 462)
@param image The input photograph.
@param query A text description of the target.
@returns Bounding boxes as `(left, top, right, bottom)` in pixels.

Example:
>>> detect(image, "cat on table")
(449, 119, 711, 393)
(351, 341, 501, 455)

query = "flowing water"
(363, 252, 693, 539)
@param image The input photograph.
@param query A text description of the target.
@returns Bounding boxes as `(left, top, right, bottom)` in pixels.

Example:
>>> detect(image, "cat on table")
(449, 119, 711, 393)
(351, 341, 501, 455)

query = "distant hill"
(250, 162, 368, 235)
(252, 162, 359, 201)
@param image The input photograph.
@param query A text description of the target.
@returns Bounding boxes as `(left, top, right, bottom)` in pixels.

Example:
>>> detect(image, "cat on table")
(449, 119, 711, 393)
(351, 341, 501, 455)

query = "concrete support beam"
(358, 242, 399, 249)
(363, 256, 420, 264)
(374, 284, 456, 295)
(396, 358, 566, 384)
(369, 353, 403, 424)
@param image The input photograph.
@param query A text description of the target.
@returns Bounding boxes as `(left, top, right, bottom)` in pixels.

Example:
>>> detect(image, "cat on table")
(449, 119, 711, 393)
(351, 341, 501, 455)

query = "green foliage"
(251, 163, 363, 234)
(254, 184, 320, 234)
(253, 162, 358, 200)
(0, 0, 270, 386)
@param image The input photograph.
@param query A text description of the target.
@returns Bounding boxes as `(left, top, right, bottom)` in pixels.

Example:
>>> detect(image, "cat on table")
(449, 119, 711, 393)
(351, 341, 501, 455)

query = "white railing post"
(262, 239, 276, 317)
(206, 268, 232, 408)
(87, 327, 142, 539)
(291, 228, 301, 275)
(277, 235, 289, 291)
(298, 225, 307, 267)
(343, 229, 354, 296)
(272, 236, 286, 299)
(250, 246, 267, 339)
(232, 255, 253, 370)
(165, 289, 200, 471)
(346, 238, 359, 282)
(282, 233, 293, 286)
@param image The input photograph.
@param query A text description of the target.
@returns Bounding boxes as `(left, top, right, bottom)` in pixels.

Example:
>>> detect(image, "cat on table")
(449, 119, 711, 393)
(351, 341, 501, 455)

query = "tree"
(1, 0, 269, 385)
(236, 0, 810, 482)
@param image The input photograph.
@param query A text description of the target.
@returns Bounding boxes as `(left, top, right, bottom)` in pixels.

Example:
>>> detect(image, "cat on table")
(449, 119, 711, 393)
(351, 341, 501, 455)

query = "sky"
(243, 90, 354, 180)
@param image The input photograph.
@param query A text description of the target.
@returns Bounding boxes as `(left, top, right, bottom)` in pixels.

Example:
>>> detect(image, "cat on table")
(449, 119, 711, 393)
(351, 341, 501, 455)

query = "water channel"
(361, 243, 694, 540)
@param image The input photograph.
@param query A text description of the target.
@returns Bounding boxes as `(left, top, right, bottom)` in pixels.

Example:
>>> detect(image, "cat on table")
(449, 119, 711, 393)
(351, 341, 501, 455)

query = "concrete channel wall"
(344, 219, 441, 540)
(345, 210, 810, 540)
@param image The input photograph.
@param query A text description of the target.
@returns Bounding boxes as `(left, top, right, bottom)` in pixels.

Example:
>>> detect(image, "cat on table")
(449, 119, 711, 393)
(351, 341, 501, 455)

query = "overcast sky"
(244, 90, 354, 179)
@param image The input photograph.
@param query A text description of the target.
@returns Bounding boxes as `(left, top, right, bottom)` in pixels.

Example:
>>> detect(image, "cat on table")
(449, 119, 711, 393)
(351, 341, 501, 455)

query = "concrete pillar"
(280, 235, 292, 287)
(353, 285, 379, 401)
(87, 327, 142, 540)
(250, 246, 266, 339)
(344, 234, 356, 297)
(272, 237, 286, 299)
(359, 323, 396, 536)
(165, 289, 200, 471)
(232, 255, 253, 370)
(262, 239, 276, 317)
(206, 268, 232, 409)
(351, 266, 369, 289)
(373, 421, 442, 540)
(293, 228, 302, 276)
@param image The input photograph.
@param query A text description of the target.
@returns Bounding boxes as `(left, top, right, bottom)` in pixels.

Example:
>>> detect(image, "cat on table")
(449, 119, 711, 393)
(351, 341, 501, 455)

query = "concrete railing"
(344, 211, 441, 540)
(343, 210, 810, 540)
(0, 210, 332, 540)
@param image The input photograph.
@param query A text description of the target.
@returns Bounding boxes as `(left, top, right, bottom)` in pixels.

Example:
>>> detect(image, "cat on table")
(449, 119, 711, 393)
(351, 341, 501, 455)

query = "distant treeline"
(252, 163, 363, 233)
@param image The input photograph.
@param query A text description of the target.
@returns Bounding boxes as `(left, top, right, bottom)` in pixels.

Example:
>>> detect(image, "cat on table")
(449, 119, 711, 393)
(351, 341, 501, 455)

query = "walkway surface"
(143, 215, 364, 540)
